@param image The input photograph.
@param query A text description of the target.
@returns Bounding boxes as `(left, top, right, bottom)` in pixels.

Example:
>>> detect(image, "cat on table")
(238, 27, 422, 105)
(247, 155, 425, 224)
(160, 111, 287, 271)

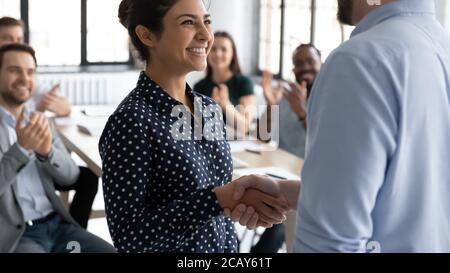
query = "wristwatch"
(35, 149, 54, 162)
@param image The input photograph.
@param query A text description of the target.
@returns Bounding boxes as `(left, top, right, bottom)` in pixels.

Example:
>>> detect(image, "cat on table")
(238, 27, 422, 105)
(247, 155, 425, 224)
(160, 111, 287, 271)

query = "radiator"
(37, 73, 115, 105)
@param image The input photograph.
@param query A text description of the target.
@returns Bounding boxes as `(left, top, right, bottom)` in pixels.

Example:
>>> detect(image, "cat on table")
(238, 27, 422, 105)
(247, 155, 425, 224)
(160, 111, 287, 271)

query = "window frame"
(259, 0, 349, 79)
(19, 0, 132, 67)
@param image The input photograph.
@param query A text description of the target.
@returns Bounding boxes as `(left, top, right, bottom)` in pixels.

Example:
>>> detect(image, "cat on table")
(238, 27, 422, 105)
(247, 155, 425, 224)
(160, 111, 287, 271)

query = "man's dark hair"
(0, 43, 37, 69)
(293, 44, 322, 60)
(0, 16, 25, 29)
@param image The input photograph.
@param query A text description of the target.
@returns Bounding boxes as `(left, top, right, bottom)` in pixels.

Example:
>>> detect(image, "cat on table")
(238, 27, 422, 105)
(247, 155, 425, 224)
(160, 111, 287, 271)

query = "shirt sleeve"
(99, 112, 223, 252)
(37, 125, 80, 186)
(0, 143, 30, 195)
(295, 51, 398, 252)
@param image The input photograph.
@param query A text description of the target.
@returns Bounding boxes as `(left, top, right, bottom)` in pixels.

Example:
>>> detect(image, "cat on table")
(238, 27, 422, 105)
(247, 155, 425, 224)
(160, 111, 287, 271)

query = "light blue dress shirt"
(295, 0, 450, 252)
(0, 106, 54, 221)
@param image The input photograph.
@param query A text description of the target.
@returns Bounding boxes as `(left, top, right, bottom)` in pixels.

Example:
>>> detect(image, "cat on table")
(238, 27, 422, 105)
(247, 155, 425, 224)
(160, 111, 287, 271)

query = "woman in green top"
(194, 31, 256, 134)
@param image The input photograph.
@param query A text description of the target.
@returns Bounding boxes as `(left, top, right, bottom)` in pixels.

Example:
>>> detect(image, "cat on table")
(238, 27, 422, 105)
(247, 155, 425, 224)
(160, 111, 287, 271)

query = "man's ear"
(135, 25, 155, 48)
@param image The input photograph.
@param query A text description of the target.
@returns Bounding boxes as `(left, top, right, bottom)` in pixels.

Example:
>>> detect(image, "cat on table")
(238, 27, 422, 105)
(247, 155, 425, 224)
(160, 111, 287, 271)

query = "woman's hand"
(212, 84, 231, 109)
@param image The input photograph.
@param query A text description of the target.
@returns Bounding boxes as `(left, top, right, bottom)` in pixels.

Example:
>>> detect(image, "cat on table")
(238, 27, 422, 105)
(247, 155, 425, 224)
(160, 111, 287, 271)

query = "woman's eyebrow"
(176, 14, 211, 20)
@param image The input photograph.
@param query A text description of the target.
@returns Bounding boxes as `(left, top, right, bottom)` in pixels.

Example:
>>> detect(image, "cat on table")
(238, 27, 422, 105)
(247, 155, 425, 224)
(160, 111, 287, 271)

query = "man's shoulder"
(332, 17, 442, 65)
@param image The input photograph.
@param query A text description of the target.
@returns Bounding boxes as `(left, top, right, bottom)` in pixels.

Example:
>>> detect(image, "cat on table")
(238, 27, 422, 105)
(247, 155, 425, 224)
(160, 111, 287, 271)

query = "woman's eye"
(183, 20, 195, 25)
(204, 19, 212, 25)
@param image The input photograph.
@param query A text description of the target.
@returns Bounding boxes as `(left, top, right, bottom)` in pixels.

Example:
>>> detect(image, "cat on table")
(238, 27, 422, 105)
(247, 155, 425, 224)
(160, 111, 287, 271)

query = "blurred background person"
(253, 44, 322, 253)
(0, 16, 98, 229)
(195, 31, 256, 135)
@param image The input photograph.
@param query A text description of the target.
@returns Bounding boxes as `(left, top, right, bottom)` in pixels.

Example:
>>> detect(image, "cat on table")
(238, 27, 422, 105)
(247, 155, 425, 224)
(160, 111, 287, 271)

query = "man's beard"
(0, 90, 28, 106)
(337, 0, 354, 26)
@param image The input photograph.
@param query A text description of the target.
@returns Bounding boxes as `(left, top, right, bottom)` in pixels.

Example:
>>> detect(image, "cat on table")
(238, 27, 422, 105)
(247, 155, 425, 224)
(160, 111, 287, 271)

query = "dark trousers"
(14, 214, 115, 253)
(54, 166, 98, 229)
(250, 224, 285, 253)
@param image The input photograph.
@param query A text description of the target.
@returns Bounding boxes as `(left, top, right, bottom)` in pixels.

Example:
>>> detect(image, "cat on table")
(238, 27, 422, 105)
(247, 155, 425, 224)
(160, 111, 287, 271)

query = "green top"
(194, 74, 255, 106)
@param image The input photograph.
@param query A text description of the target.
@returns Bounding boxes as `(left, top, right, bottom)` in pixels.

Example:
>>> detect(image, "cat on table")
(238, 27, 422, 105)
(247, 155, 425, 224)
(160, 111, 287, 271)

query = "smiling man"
(0, 44, 116, 253)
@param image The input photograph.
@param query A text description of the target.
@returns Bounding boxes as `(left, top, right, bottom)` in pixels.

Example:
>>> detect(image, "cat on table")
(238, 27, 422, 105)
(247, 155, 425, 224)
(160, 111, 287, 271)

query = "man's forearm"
(279, 179, 301, 210)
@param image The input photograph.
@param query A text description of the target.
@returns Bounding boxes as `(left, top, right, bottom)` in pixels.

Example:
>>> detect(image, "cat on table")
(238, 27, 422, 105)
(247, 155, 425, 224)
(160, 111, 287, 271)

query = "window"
(314, 0, 345, 62)
(87, 0, 129, 63)
(0, 0, 20, 18)
(9, 0, 131, 67)
(29, 0, 81, 66)
(281, 0, 311, 79)
(445, 1, 450, 31)
(259, 0, 354, 79)
(258, 0, 282, 75)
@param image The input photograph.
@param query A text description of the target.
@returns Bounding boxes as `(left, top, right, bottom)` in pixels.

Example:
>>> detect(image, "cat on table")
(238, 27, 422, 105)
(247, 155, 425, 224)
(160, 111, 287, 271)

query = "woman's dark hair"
(206, 31, 242, 78)
(118, 0, 179, 63)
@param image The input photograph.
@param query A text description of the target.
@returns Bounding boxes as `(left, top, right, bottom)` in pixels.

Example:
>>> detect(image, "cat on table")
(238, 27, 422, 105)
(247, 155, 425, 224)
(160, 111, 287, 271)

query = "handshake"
(214, 175, 301, 229)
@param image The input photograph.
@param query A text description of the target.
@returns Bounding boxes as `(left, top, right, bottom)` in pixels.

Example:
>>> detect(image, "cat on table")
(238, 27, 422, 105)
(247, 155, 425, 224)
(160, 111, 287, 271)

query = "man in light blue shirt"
(229, 0, 450, 252)
(0, 106, 55, 222)
(0, 43, 115, 253)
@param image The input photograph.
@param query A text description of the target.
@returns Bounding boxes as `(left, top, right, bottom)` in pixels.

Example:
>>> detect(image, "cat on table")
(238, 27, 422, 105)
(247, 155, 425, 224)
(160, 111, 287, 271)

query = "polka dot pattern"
(99, 72, 237, 253)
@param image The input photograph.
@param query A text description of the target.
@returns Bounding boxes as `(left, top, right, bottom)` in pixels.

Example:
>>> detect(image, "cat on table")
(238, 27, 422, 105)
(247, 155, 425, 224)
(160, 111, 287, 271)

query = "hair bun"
(118, 0, 132, 28)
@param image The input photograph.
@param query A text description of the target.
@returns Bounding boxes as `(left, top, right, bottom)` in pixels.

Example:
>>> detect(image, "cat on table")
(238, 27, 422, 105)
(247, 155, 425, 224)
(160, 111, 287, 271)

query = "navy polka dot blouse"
(99, 72, 237, 253)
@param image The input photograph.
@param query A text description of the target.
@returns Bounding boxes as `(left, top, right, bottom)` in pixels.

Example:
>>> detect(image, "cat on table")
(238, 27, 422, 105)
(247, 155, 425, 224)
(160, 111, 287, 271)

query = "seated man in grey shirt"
(253, 44, 322, 252)
(0, 43, 115, 253)
(260, 44, 322, 159)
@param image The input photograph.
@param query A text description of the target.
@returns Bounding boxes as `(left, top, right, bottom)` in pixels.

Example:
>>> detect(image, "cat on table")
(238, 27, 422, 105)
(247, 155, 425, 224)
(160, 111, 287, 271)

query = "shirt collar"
(0, 105, 31, 129)
(351, 0, 436, 38)
(137, 71, 197, 110)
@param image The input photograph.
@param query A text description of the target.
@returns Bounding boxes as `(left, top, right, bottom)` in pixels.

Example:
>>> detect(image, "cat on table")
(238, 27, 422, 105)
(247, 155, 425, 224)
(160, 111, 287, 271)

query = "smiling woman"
(98, 0, 288, 253)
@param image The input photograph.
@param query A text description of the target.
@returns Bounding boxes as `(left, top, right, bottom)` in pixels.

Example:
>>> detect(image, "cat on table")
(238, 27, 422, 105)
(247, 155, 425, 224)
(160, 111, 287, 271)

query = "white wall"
(187, 0, 260, 86)
(435, 0, 450, 30)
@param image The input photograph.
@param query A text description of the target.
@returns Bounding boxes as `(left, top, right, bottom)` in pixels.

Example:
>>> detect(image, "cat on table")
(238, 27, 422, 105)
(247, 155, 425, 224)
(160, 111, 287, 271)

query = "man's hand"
(284, 81, 307, 124)
(215, 181, 288, 228)
(34, 119, 53, 158)
(16, 111, 50, 153)
(239, 188, 289, 224)
(262, 70, 283, 106)
(226, 175, 301, 228)
(233, 175, 282, 201)
(36, 83, 71, 117)
(43, 95, 71, 117)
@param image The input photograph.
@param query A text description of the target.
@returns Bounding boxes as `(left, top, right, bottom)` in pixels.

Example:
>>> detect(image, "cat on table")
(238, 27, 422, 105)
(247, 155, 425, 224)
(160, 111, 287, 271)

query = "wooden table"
(56, 124, 103, 177)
